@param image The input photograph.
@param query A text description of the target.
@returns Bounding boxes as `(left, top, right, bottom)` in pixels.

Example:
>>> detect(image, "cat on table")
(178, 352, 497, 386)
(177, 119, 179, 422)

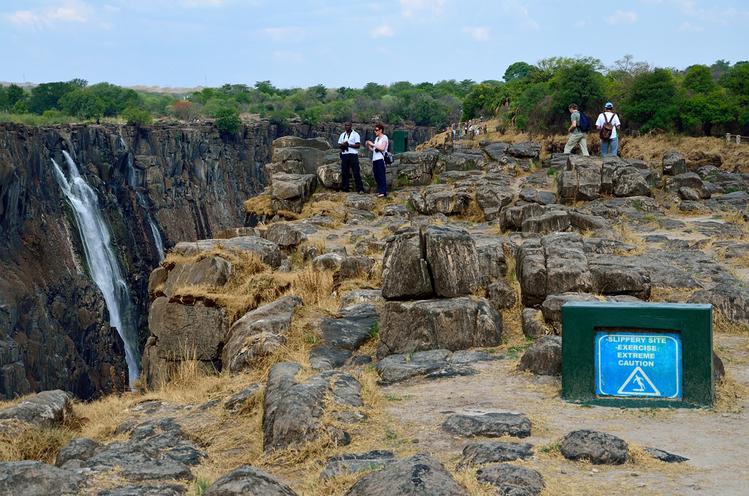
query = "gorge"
(0, 120, 434, 399)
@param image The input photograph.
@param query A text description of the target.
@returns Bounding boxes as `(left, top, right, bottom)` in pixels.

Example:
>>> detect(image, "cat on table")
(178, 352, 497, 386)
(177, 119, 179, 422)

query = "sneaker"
(357, 190, 365, 194)
(377, 193, 386, 198)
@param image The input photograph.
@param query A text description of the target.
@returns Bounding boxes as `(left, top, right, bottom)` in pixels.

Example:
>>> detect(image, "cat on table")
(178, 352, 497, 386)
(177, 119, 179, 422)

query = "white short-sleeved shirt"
(338, 130, 361, 155)
(596, 111, 621, 139)
(373, 135, 389, 161)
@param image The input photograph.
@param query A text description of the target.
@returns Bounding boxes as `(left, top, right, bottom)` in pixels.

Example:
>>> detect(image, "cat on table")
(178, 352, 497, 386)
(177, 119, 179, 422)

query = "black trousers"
(341, 153, 364, 192)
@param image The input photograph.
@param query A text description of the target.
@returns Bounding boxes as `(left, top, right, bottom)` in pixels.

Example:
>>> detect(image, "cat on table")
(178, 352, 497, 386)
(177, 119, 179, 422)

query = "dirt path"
(381, 335, 749, 496)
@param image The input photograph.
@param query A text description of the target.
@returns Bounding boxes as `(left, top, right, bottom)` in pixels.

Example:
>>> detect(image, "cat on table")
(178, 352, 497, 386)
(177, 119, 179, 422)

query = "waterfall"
(123, 140, 165, 261)
(52, 152, 140, 386)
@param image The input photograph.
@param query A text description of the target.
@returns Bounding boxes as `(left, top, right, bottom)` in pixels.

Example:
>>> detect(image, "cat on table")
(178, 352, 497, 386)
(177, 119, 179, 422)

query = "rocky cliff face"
(0, 121, 434, 399)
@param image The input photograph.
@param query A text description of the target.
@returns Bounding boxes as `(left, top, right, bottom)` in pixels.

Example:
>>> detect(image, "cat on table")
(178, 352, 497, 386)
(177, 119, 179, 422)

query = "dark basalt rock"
(205, 465, 298, 496)
(442, 412, 531, 438)
(321, 450, 396, 479)
(0, 461, 84, 496)
(475, 463, 544, 496)
(345, 454, 468, 496)
(459, 441, 534, 468)
(560, 430, 628, 465)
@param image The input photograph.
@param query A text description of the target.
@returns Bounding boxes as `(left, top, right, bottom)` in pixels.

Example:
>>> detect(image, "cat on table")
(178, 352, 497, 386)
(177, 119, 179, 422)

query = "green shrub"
(121, 106, 153, 126)
(214, 107, 242, 135)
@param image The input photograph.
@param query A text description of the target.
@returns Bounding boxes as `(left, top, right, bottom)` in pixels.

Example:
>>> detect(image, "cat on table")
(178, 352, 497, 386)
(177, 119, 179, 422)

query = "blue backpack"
(578, 112, 591, 132)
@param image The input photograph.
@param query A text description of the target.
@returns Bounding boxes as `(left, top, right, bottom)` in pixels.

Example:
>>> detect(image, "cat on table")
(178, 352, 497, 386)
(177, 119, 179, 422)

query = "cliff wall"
(0, 121, 433, 399)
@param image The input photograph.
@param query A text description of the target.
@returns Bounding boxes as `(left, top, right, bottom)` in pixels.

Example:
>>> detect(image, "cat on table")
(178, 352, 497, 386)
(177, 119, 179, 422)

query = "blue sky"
(1, 0, 747, 89)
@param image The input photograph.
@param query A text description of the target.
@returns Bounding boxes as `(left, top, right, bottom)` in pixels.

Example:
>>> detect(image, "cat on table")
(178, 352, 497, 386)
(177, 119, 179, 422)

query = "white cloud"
(463, 26, 490, 42)
(262, 27, 306, 42)
(607, 10, 637, 24)
(5, 0, 93, 28)
(370, 24, 394, 38)
(678, 21, 703, 32)
(400, 0, 445, 18)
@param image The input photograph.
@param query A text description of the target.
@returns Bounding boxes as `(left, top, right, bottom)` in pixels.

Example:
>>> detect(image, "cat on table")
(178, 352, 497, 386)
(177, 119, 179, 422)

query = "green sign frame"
(562, 302, 713, 408)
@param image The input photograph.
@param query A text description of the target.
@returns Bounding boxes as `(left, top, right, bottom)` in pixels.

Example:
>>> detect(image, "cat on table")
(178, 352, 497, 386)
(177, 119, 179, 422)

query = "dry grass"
(0, 425, 74, 463)
(243, 192, 274, 216)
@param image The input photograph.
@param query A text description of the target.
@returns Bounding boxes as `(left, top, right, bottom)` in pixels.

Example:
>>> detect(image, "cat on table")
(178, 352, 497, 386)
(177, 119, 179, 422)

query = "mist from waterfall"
(52, 151, 140, 386)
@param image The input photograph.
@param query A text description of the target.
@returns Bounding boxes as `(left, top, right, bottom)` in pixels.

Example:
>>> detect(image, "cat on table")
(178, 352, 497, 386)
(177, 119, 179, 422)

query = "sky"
(1, 0, 747, 89)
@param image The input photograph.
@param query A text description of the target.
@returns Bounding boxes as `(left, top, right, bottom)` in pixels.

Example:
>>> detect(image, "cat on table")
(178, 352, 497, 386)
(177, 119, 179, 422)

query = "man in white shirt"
(337, 122, 364, 193)
(596, 102, 622, 157)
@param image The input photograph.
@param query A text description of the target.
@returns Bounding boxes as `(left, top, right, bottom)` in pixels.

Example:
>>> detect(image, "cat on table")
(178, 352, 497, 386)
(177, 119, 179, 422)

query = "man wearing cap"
(596, 102, 622, 156)
(338, 122, 364, 193)
(563, 103, 589, 156)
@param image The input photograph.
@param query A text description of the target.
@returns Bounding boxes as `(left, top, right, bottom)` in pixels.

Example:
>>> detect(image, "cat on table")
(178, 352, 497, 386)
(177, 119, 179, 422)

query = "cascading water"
(121, 137, 165, 261)
(52, 151, 140, 385)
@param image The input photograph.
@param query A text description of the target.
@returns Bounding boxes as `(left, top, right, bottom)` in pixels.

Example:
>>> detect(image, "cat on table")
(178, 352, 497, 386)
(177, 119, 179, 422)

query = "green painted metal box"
(392, 130, 408, 154)
(562, 302, 714, 408)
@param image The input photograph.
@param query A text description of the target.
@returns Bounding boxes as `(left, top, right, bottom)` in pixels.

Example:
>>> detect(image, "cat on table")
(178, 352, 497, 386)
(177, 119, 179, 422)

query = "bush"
(214, 107, 242, 135)
(121, 106, 153, 126)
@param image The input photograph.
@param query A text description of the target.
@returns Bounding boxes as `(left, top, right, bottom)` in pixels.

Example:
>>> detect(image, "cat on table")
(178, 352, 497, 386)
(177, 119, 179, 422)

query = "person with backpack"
(596, 102, 621, 156)
(563, 103, 590, 156)
(365, 122, 389, 197)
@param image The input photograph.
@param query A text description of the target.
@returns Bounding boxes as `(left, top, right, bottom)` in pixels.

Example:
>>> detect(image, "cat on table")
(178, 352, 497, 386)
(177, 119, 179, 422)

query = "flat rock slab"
(98, 484, 187, 496)
(645, 447, 689, 463)
(442, 412, 531, 438)
(0, 461, 84, 496)
(205, 465, 298, 496)
(459, 441, 534, 468)
(0, 390, 72, 428)
(345, 453, 468, 496)
(310, 304, 379, 370)
(376, 349, 495, 385)
(263, 362, 363, 451)
(560, 430, 628, 465)
(60, 417, 205, 481)
(172, 236, 283, 267)
(475, 463, 544, 496)
(321, 450, 396, 479)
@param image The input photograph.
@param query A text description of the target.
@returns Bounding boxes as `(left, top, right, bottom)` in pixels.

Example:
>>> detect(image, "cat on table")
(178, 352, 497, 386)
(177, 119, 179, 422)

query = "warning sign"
(595, 331, 682, 399)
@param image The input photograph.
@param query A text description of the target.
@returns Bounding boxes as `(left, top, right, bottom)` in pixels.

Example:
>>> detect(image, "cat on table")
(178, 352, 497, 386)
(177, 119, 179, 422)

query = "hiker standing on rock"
(563, 103, 589, 156)
(596, 102, 621, 157)
(338, 122, 364, 193)
(365, 122, 389, 198)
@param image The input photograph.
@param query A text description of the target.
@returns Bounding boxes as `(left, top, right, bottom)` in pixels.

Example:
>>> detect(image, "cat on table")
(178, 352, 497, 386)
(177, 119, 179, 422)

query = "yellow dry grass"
(243, 192, 274, 216)
(0, 424, 74, 464)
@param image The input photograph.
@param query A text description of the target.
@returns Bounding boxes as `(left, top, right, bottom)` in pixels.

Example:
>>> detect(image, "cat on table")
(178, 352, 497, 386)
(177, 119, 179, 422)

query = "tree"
(60, 89, 106, 119)
(171, 100, 195, 121)
(214, 107, 241, 135)
(623, 69, 678, 132)
(462, 83, 504, 120)
(550, 62, 605, 115)
(682, 65, 715, 94)
(28, 81, 77, 114)
(720, 62, 749, 97)
(5, 84, 26, 110)
(121, 106, 153, 126)
(503, 61, 536, 82)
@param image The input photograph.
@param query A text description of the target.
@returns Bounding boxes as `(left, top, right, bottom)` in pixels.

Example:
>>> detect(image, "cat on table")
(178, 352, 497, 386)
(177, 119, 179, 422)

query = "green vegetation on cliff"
(1, 55, 748, 135)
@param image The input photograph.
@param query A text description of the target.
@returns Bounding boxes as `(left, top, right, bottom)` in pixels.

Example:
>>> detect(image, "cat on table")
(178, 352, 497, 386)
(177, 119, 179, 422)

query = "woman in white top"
(365, 122, 389, 197)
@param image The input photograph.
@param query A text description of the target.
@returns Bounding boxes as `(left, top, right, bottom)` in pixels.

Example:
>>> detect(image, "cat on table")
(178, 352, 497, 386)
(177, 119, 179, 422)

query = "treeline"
(0, 78, 469, 130)
(1, 55, 747, 135)
(462, 56, 749, 136)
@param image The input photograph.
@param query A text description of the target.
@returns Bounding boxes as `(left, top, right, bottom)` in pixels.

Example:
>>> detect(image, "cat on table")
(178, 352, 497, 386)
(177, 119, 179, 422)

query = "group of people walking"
(564, 102, 621, 157)
(337, 122, 389, 197)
